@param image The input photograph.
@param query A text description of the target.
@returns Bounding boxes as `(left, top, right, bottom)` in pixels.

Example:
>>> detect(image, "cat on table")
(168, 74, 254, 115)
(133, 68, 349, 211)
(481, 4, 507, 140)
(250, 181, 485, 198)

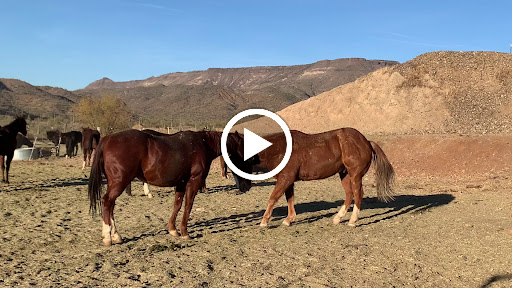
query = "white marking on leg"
(333, 204, 347, 224)
(110, 218, 123, 244)
(143, 183, 153, 198)
(348, 205, 360, 227)
(82, 160, 86, 170)
(102, 221, 112, 245)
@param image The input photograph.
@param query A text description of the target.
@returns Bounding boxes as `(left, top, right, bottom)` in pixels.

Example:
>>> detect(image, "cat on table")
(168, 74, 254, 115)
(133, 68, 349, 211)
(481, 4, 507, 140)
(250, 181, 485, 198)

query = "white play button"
(221, 109, 292, 181)
(243, 128, 272, 161)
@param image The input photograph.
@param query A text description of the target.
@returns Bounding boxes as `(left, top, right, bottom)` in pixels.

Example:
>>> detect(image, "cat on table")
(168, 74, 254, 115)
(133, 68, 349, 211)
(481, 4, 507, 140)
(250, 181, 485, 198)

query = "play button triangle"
(243, 128, 272, 161)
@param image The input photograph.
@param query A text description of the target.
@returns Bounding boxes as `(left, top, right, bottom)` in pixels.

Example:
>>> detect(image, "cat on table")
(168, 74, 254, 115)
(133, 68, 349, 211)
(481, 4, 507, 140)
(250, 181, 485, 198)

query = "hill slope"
(239, 51, 512, 135)
(0, 79, 77, 118)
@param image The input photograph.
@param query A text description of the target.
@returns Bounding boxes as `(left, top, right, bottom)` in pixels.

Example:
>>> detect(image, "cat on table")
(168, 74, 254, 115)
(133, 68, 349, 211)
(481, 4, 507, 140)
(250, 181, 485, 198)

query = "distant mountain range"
(1, 58, 398, 125)
(79, 58, 397, 125)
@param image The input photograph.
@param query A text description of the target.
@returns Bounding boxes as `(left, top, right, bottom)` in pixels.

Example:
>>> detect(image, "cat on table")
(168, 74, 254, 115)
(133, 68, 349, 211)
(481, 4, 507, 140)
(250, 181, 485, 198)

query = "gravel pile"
(395, 51, 512, 134)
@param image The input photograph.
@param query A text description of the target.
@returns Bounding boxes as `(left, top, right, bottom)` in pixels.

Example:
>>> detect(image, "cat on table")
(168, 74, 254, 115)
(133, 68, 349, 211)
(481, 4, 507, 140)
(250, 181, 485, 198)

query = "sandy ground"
(1, 146, 512, 287)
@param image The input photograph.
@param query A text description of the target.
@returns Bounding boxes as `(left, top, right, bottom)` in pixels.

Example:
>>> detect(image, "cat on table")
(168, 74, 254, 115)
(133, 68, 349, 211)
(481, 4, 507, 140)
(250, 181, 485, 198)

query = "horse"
(61, 131, 82, 158)
(46, 130, 61, 156)
(16, 134, 33, 149)
(82, 128, 100, 169)
(88, 129, 254, 245)
(0, 117, 28, 184)
(246, 127, 395, 227)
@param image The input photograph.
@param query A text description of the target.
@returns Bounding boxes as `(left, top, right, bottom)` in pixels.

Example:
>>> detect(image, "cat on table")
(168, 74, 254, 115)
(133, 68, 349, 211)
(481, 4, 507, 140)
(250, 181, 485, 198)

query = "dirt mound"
(376, 134, 512, 179)
(240, 51, 512, 135)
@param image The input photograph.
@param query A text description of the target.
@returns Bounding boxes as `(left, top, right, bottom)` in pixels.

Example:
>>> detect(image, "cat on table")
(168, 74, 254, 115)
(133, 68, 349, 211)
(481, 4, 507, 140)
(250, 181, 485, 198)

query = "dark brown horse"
(88, 129, 253, 245)
(0, 117, 28, 184)
(16, 134, 33, 149)
(46, 130, 61, 156)
(248, 128, 395, 227)
(82, 128, 100, 169)
(61, 131, 82, 158)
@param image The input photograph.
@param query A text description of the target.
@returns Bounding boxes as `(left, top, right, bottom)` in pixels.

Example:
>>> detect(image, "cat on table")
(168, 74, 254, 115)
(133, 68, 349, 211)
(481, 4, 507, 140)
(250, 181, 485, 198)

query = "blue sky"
(1, 1, 510, 90)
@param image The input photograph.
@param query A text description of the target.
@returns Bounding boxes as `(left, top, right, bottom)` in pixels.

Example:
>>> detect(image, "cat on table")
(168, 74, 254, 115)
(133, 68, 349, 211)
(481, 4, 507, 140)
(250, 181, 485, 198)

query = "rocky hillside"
(239, 51, 512, 135)
(80, 58, 397, 124)
(0, 79, 77, 118)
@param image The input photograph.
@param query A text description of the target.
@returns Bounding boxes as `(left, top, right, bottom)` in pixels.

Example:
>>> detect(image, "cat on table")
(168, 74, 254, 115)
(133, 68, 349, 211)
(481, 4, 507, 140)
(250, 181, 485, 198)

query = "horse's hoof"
(333, 217, 341, 225)
(102, 238, 112, 246)
(169, 230, 179, 237)
(347, 222, 356, 227)
(147, 194, 154, 199)
(259, 222, 268, 228)
(180, 235, 191, 240)
(282, 219, 291, 226)
(112, 235, 123, 244)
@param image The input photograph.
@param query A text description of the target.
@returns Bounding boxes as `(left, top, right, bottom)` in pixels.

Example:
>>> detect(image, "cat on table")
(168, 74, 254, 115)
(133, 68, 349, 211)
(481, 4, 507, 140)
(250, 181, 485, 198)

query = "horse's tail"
(369, 141, 395, 202)
(88, 139, 105, 216)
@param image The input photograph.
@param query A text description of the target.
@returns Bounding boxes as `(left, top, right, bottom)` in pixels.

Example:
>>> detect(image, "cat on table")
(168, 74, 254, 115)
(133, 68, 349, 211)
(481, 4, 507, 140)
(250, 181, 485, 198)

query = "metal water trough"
(12, 147, 40, 161)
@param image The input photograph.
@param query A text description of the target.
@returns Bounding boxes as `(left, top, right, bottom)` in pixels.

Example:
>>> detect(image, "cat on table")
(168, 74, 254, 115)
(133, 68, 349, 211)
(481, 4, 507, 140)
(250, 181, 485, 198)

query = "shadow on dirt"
(480, 274, 512, 287)
(6, 177, 89, 192)
(187, 193, 455, 237)
(202, 180, 276, 194)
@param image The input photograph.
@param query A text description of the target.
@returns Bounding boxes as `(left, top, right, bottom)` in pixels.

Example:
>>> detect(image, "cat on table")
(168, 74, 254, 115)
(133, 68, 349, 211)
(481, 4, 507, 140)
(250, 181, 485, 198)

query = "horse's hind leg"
(82, 149, 87, 170)
(101, 181, 128, 246)
(348, 175, 364, 227)
(333, 173, 353, 224)
(125, 182, 132, 196)
(282, 184, 296, 226)
(168, 184, 186, 237)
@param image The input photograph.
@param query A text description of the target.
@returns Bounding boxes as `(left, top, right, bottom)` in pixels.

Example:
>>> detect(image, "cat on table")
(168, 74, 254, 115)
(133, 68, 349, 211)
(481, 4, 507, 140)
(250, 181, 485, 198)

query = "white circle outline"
(221, 109, 292, 181)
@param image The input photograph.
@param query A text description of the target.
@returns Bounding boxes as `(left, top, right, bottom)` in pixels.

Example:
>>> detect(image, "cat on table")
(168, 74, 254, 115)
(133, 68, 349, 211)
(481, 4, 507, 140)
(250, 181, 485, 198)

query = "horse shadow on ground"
(480, 274, 512, 287)
(202, 180, 276, 194)
(5, 177, 89, 192)
(186, 193, 455, 238)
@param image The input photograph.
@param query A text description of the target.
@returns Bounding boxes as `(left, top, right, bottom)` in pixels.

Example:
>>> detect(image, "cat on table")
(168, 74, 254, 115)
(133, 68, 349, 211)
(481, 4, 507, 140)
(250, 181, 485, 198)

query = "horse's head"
(15, 117, 28, 136)
(226, 131, 258, 193)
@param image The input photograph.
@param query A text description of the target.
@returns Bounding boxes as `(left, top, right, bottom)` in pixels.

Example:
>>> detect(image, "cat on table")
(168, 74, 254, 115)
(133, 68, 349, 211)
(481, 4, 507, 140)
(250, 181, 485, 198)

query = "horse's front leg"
(179, 176, 204, 239)
(168, 184, 186, 237)
(282, 184, 296, 226)
(1, 155, 5, 183)
(260, 177, 294, 227)
(3, 153, 13, 184)
(143, 183, 153, 198)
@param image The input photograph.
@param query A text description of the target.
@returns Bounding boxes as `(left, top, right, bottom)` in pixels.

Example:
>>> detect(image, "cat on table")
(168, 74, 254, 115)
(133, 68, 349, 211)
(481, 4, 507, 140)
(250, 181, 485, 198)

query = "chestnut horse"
(250, 128, 395, 227)
(88, 129, 253, 245)
(123, 129, 169, 198)
(0, 117, 28, 184)
(82, 128, 100, 169)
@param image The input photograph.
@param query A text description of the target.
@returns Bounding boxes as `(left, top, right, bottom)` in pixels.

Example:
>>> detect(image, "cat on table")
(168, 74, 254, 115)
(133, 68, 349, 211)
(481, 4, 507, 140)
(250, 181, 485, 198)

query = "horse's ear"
(234, 130, 240, 137)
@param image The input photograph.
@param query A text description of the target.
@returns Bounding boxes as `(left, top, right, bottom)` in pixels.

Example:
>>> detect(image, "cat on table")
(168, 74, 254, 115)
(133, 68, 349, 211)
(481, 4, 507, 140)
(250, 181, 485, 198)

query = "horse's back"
(260, 128, 373, 180)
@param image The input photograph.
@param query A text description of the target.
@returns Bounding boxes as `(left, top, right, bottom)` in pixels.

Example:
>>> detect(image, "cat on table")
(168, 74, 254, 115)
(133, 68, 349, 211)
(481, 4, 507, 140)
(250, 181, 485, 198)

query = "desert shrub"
(74, 95, 134, 135)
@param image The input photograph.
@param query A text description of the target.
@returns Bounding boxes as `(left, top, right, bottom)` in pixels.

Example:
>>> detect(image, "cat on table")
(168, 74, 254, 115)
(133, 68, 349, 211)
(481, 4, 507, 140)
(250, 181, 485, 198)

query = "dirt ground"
(1, 139, 512, 287)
